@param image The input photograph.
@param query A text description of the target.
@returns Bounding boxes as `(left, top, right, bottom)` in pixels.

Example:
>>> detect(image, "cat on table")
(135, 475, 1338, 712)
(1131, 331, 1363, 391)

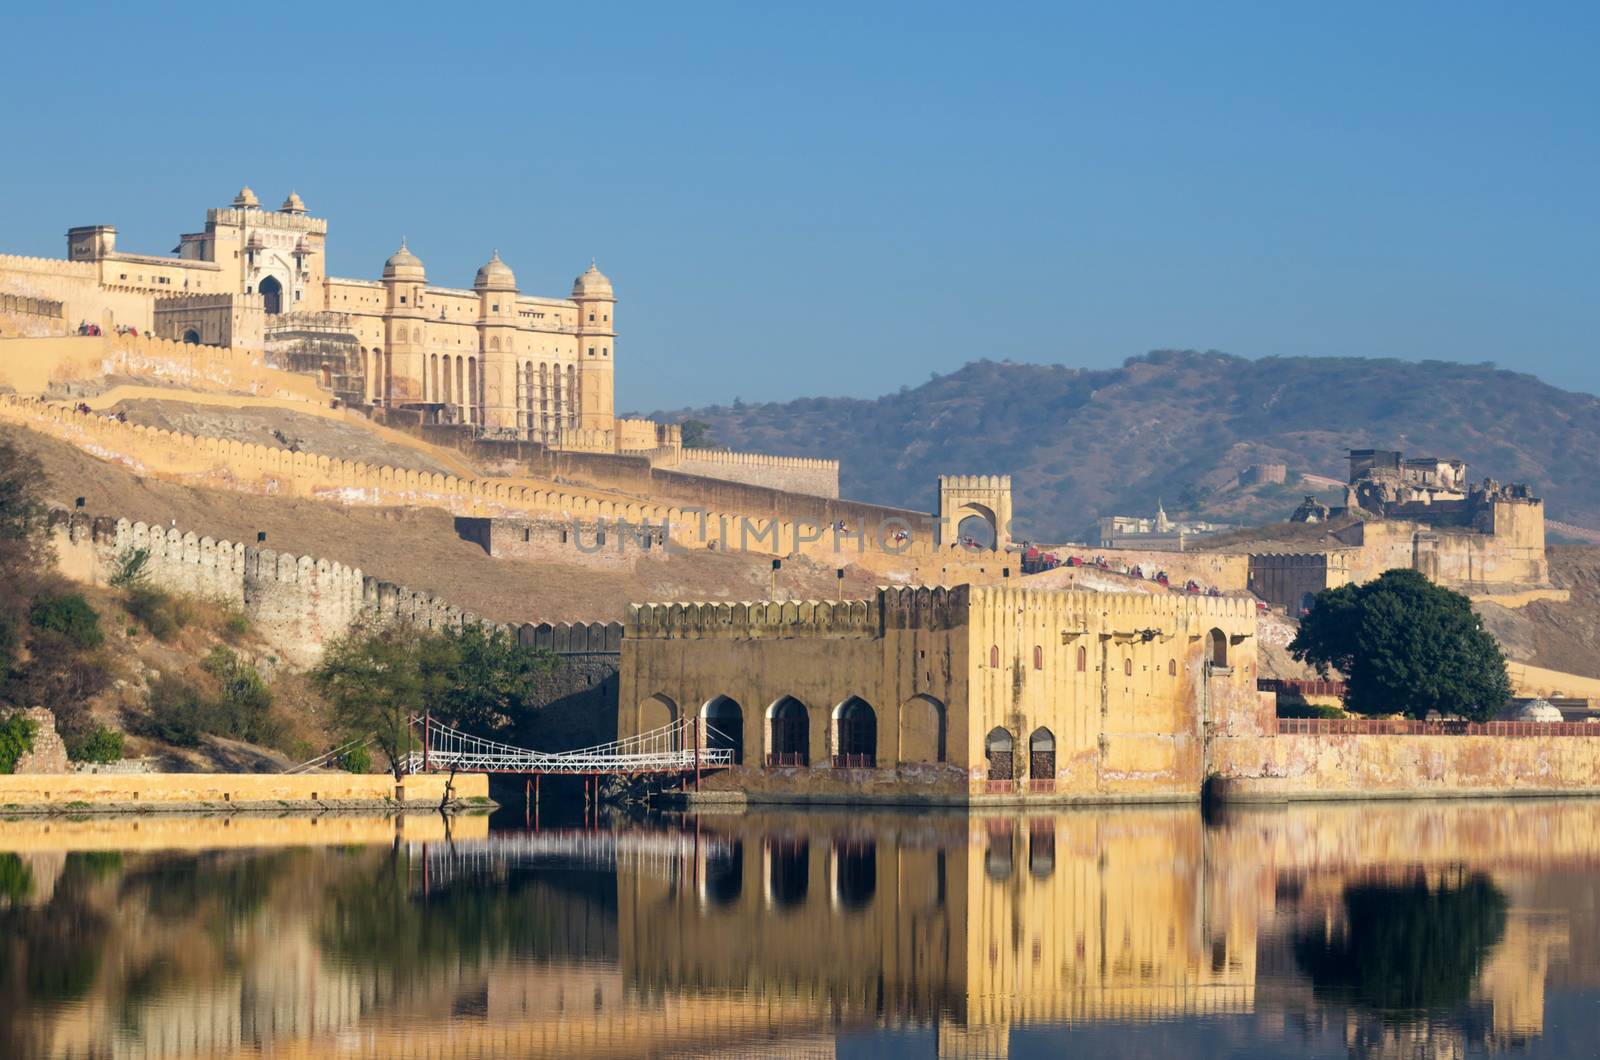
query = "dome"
(280, 191, 307, 214)
(474, 249, 517, 291)
(382, 239, 426, 281)
(232, 185, 260, 208)
(571, 260, 613, 299)
(1517, 698, 1564, 723)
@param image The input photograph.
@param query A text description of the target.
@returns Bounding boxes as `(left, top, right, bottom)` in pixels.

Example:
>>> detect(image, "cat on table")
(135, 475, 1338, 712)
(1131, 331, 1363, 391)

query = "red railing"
(1026, 778, 1057, 794)
(832, 754, 877, 769)
(1274, 718, 1600, 737)
(984, 779, 1015, 794)
(764, 752, 807, 767)
(1259, 678, 1347, 697)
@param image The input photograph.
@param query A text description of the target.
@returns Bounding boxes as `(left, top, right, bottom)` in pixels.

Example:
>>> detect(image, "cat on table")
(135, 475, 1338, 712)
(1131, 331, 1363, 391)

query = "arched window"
(489, 335, 499, 351)
(766, 697, 809, 766)
(1124, 657, 1133, 676)
(832, 697, 877, 767)
(901, 694, 947, 763)
(1029, 727, 1055, 779)
(181, 328, 200, 345)
(412, 326, 422, 343)
(1076, 645, 1087, 672)
(1033, 645, 1043, 670)
(1207, 628, 1228, 668)
(1168, 658, 1177, 676)
(989, 645, 999, 668)
(985, 727, 1014, 780)
(702, 696, 744, 764)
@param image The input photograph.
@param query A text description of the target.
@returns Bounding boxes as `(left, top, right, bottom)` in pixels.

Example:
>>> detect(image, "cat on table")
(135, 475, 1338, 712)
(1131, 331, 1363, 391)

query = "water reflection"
(0, 801, 1594, 1057)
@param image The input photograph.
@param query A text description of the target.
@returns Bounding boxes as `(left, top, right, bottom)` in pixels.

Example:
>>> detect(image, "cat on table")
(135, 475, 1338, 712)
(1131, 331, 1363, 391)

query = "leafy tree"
(201, 647, 278, 745)
(431, 624, 555, 738)
(1294, 872, 1507, 1013)
(679, 418, 714, 449)
(68, 724, 123, 764)
(0, 439, 48, 684)
(0, 713, 37, 774)
(28, 592, 104, 649)
(311, 624, 450, 782)
(1290, 569, 1511, 721)
(146, 676, 209, 747)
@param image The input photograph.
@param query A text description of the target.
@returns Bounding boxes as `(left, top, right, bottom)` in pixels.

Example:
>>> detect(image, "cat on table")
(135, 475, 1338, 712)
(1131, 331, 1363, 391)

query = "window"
(399, 295, 406, 304)
(603, 347, 609, 356)
(1033, 645, 1043, 670)
(989, 645, 999, 668)
(588, 312, 595, 321)
(588, 346, 595, 356)
(1169, 658, 1177, 676)
(1124, 658, 1133, 676)
(492, 304, 500, 312)
(1076, 646, 1087, 672)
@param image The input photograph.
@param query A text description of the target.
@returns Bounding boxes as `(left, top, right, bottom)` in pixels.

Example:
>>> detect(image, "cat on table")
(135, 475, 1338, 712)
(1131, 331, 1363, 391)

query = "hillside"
(649, 351, 1600, 540)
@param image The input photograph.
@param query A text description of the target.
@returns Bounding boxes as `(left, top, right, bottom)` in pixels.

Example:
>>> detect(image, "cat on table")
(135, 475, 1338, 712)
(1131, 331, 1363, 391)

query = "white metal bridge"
(404, 713, 735, 776)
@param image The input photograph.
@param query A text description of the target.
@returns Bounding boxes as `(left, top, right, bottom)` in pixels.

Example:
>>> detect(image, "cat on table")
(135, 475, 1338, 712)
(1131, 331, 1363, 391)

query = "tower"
(571, 261, 616, 435)
(474, 250, 519, 430)
(380, 240, 427, 406)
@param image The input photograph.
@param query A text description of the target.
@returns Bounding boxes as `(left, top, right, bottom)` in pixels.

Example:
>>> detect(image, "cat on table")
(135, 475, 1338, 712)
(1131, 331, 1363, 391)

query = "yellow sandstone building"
(0, 187, 638, 450)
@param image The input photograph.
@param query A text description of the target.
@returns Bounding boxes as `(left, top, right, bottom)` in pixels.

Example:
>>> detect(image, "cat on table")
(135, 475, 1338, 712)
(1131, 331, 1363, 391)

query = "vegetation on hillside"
(650, 351, 1600, 539)
(311, 623, 557, 781)
(1291, 570, 1512, 721)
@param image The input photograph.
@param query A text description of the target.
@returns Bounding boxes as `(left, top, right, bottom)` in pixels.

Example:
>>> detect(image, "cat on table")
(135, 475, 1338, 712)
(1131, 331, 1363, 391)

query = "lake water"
(2, 799, 1599, 1058)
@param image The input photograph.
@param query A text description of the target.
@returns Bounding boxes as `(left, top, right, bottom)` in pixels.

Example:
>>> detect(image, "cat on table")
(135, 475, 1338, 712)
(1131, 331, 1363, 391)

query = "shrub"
(108, 546, 151, 588)
(341, 746, 372, 774)
(125, 585, 193, 642)
(202, 647, 279, 745)
(6, 630, 111, 739)
(146, 676, 209, 747)
(0, 713, 37, 774)
(223, 610, 250, 640)
(28, 592, 104, 649)
(67, 724, 124, 764)
(1277, 702, 1345, 719)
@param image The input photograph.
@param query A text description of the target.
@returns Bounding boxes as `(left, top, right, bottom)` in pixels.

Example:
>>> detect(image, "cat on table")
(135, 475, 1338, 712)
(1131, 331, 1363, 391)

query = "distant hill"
(648, 351, 1600, 541)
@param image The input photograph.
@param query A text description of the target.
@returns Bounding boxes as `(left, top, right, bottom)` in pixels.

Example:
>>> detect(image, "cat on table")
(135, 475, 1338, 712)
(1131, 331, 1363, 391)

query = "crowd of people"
(75, 321, 145, 337)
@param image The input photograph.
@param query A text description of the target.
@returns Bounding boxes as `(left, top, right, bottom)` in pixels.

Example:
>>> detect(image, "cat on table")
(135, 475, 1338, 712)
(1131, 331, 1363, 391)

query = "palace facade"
(1, 187, 638, 449)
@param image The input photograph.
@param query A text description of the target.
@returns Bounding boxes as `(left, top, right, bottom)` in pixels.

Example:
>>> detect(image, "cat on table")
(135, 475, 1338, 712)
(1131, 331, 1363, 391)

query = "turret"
(378, 240, 427, 405)
(571, 261, 616, 432)
(474, 251, 519, 428)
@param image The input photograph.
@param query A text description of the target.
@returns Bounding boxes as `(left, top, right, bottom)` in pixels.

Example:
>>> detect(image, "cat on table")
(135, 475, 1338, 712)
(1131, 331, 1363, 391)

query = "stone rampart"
(5, 394, 928, 561)
(675, 448, 840, 498)
(0, 332, 324, 402)
(1211, 730, 1600, 800)
(0, 770, 486, 811)
(628, 598, 881, 640)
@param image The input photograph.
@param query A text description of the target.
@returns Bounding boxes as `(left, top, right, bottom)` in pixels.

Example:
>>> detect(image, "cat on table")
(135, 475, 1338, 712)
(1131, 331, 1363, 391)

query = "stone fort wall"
(0, 332, 326, 402)
(3, 394, 946, 562)
(670, 448, 839, 499)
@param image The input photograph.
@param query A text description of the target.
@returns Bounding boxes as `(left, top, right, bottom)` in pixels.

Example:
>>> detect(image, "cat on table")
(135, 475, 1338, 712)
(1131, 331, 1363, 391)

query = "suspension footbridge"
(404, 713, 734, 778)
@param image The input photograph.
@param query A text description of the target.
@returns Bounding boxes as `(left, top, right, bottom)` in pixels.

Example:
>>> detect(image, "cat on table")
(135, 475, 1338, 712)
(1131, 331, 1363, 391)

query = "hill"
(649, 351, 1600, 540)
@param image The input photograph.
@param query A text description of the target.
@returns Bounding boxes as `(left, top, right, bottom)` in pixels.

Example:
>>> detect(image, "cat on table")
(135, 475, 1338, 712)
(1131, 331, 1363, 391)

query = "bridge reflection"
(0, 800, 1597, 1058)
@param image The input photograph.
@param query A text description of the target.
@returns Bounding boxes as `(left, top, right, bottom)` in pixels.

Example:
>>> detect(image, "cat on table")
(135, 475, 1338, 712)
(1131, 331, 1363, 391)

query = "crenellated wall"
(0, 332, 325, 402)
(673, 448, 840, 498)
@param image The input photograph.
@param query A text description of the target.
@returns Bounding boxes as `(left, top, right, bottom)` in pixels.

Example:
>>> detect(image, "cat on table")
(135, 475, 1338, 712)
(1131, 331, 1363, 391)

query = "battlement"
(152, 292, 244, 309)
(627, 598, 879, 640)
(938, 474, 1011, 490)
(204, 206, 328, 234)
(678, 449, 839, 473)
(0, 252, 96, 277)
(0, 292, 64, 319)
(966, 584, 1258, 621)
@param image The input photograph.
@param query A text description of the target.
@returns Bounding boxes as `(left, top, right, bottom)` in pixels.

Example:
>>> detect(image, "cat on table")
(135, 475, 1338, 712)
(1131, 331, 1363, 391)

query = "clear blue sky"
(3, 2, 1596, 408)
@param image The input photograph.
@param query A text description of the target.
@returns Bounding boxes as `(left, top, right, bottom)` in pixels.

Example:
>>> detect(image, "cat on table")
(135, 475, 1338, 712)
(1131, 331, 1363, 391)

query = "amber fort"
(2, 187, 1599, 809)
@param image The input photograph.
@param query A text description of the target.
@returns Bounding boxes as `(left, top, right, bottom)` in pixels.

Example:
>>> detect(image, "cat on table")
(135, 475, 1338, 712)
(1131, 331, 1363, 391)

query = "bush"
(67, 724, 124, 764)
(125, 585, 194, 642)
(341, 746, 372, 774)
(1277, 702, 1345, 719)
(6, 630, 111, 739)
(28, 592, 104, 649)
(0, 713, 37, 774)
(108, 546, 151, 588)
(146, 676, 208, 747)
(202, 647, 279, 745)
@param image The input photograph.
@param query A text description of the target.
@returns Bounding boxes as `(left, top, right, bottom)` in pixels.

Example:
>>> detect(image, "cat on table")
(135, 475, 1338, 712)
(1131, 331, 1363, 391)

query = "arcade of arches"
(620, 586, 1265, 801)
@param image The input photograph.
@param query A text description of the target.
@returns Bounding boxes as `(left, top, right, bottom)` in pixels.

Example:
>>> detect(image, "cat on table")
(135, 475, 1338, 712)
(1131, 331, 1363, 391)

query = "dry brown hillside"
(1477, 545, 1600, 680)
(4, 424, 882, 625)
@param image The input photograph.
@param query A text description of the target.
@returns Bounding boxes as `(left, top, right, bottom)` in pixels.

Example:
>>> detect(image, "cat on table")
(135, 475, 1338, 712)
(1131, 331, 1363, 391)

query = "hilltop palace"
(0, 186, 641, 451)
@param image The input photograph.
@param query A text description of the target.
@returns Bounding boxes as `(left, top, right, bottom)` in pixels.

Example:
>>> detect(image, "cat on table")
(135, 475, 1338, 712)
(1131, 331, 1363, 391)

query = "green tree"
(311, 624, 449, 782)
(201, 647, 278, 745)
(1290, 569, 1511, 721)
(431, 624, 555, 737)
(679, 418, 714, 449)
(0, 439, 49, 685)
(28, 592, 104, 649)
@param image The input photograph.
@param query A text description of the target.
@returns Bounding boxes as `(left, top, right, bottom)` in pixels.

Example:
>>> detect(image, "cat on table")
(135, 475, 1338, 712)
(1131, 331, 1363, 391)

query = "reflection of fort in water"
(3, 802, 1600, 1058)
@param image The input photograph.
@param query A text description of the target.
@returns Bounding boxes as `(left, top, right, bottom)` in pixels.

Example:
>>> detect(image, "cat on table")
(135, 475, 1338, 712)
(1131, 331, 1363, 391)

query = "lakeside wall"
(0, 771, 487, 812)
